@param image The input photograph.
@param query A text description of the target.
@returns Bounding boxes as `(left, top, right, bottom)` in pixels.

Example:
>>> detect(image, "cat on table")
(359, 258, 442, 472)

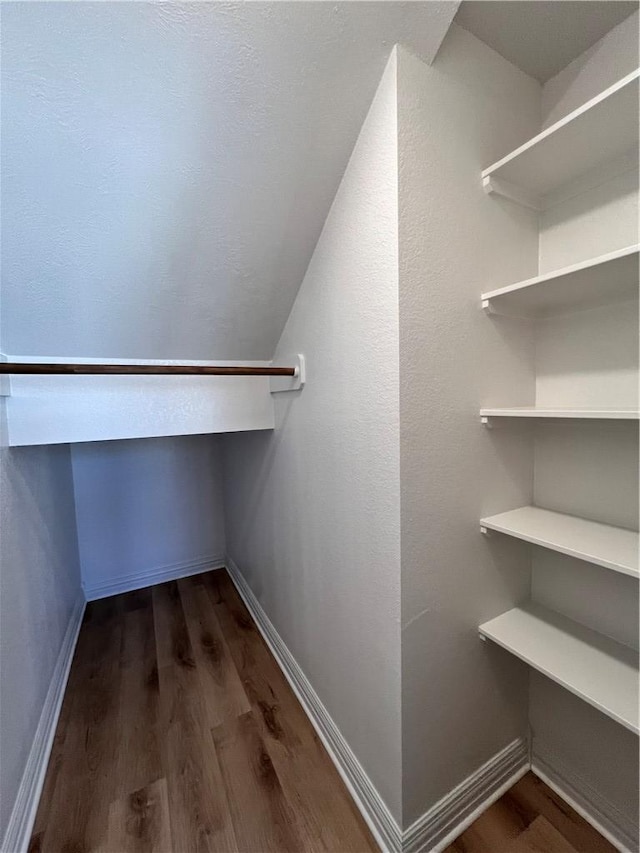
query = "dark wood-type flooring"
(30, 569, 376, 853)
(444, 773, 617, 853)
(30, 568, 615, 853)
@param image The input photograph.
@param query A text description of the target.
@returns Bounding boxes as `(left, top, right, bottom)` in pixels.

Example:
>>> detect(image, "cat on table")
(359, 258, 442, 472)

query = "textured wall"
(0, 400, 82, 843)
(72, 435, 226, 598)
(1, 1, 456, 361)
(221, 52, 402, 821)
(541, 9, 640, 127)
(397, 29, 541, 827)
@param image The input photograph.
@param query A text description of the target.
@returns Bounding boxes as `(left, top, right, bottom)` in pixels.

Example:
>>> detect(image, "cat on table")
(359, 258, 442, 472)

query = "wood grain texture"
(115, 588, 162, 797)
(31, 569, 377, 852)
(506, 773, 617, 853)
(212, 711, 302, 852)
(178, 576, 251, 727)
(445, 771, 616, 853)
(204, 570, 375, 852)
(104, 778, 171, 853)
(31, 569, 613, 853)
(36, 596, 125, 853)
(153, 580, 237, 852)
(0, 362, 295, 376)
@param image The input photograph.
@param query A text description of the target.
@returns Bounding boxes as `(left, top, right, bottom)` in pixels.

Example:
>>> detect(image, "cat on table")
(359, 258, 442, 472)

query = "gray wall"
(221, 52, 402, 822)
(0, 400, 82, 844)
(71, 435, 226, 599)
(397, 29, 541, 827)
(0, 1, 454, 362)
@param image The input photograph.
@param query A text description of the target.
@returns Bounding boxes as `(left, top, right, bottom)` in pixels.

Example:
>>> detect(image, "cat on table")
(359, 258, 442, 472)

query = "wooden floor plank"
(444, 797, 534, 852)
(115, 587, 162, 797)
(212, 710, 302, 852)
(153, 580, 238, 853)
(37, 596, 125, 853)
(31, 569, 618, 853)
(177, 575, 251, 727)
(446, 772, 618, 853)
(203, 570, 378, 852)
(510, 814, 579, 853)
(507, 773, 617, 853)
(104, 777, 171, 853)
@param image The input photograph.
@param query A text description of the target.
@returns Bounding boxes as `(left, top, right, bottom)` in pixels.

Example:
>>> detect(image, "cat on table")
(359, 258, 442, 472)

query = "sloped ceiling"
(455, 1, 638, 83)
(1, 1, 458, 361)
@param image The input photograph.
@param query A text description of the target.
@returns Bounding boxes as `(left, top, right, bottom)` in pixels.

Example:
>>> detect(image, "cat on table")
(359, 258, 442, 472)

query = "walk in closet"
(1, 3, 638, 853)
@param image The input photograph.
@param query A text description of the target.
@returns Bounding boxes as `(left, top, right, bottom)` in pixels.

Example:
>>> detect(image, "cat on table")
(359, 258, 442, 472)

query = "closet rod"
(0, 362, 296, 376)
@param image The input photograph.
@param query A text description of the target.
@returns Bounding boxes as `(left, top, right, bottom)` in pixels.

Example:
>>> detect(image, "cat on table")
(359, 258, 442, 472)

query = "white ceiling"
(455, 1, 638, 82)
(1, 1, 458, 361)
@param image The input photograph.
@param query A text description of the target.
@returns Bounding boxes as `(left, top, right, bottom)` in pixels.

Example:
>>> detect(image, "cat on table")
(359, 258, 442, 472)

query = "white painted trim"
(83, 554, 226, 601)
(531, 753, 638, 853)
(1, 594, 85, 853)
(224, 556, 403, 853)
(403, 738, 530, 853)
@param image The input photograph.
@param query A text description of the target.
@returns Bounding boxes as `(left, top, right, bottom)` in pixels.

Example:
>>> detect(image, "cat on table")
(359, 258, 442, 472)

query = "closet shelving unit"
(482, 69, 639, 210)
(478, 70, 640, 735)
(481, 244, 640, 318)
(480, 407, 638, 421)
(480, 507, 639, 578)
(479, 604, 639, 734)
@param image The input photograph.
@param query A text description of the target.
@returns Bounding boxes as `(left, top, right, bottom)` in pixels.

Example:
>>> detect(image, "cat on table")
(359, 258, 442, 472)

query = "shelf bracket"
(480, 526, 492, 537)
(480, 297, 533, 321)
(482, 176, 543, 212)
(481, 416, 492, 428)
(270, 353, 305, 393)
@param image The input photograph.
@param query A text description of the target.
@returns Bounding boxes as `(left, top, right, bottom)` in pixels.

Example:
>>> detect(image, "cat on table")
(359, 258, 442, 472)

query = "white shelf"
(482, 70, 639, 206)
(480, 506, 639, 578)
(479, 604, 639, 733)
(481, 407, 639, 421)
(481, 245, 640, 318)
(3, 356, 277, 445)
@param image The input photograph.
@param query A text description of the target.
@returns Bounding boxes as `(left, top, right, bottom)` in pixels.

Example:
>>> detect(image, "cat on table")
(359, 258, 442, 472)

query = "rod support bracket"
(270, 354, 305, 393)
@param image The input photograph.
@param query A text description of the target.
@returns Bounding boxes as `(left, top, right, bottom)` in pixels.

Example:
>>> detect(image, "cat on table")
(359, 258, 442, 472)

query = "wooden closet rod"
(0, 362, 296, 377)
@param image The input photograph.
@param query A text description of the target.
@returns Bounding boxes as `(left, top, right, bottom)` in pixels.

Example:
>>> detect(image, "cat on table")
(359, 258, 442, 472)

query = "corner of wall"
(397, 23, 539, 829)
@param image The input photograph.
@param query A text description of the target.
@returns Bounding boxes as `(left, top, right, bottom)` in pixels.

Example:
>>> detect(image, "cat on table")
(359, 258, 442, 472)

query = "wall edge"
(1, 593, 86, 853)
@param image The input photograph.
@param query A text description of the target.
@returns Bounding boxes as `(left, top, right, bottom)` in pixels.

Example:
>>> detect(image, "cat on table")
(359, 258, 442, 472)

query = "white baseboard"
(83, 554, 226, 600)
(224, 556, 404, 853)
(531, 752, 638, 853)
(1, 594, 86, 853)
(404, 739, 530, 853)
(225, 557, 534, 853)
